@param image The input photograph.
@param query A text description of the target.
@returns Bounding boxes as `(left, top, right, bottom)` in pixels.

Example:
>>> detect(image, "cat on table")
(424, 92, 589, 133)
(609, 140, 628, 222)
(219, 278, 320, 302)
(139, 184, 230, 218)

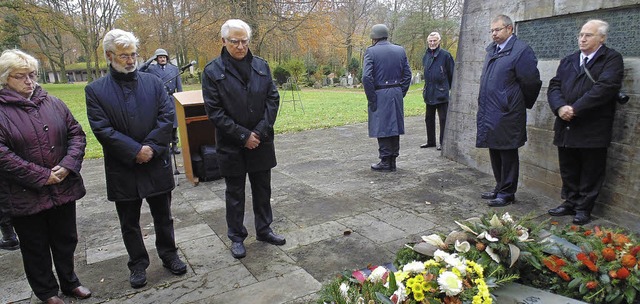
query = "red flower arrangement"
(541, 225, 640, 304)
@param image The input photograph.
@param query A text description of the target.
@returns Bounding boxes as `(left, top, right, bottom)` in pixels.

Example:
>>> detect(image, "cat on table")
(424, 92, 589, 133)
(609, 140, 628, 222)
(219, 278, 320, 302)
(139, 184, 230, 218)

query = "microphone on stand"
(180, 61, 197, 72)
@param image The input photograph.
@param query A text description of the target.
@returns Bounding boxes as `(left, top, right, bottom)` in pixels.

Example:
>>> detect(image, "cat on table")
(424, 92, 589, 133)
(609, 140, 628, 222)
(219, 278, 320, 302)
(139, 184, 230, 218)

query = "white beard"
(111, 60, 136, 74)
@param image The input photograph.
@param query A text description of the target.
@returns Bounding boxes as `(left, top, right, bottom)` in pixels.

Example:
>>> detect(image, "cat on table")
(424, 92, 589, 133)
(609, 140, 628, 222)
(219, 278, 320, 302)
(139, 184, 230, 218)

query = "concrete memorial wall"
(444, 0, 640, 229)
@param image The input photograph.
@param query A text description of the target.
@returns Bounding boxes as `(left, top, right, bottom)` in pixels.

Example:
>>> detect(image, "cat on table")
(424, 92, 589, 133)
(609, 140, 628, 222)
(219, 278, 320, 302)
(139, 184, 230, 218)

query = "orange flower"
(602, 248, 617, 261)
(570, 225, 579, 231)
(614, 233, 631, 246)
(617, 267, 630, 280)
(551, 221, 559, 225)
(621, 254, 637, 268)
(602, 232, 613, 244)
(578, 256, 598, 272)
(589, 252, 598, 263)
(609, 270, 618, 279)
(586, 281, 598, 290)
(594, 226, 603, 237)
(631, 246, 640, 257)
(584, 230, 593, 236)
(558, 271, 571, 281)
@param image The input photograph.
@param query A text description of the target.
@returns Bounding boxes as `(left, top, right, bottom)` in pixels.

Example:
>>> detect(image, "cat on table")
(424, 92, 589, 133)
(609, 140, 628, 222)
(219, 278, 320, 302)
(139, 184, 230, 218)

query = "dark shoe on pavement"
(573, 212, 591, 225)
(231, 242, 246, 259)
(171, 146, 181, 154)
(487, 197, 514, 207)
(163, 257, 187, 275)
(480, 191, 497, 200)
(436, 145, 442, 151)
(63, 285, 92, 299)
(256, 232, 287, 246)
(45, 296, 65, 304)
(371, 158, 394, 172)
(420, 143, 436, 148)
(129, 269, 147, 289)
(0, 236, 19, 251)
(548, 205, 576, 216)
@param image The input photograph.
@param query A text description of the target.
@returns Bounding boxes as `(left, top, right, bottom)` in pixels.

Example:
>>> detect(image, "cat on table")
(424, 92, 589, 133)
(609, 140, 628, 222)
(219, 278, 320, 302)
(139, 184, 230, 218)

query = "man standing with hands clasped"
(420, 32, 454, 151)
(202, 19, 285, 259)
(547, 19, 624, 225)
(86, 29, 187, 289)
(476, 15, 542, 207)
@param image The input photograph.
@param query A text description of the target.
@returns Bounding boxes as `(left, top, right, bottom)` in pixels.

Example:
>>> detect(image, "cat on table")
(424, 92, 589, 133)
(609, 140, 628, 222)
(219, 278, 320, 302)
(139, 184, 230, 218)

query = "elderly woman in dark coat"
(0, 49, 91, 304)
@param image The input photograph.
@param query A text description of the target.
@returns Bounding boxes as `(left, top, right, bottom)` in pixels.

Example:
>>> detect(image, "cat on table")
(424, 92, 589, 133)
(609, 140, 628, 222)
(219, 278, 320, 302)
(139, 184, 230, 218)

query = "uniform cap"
(370, 24, 389, 39)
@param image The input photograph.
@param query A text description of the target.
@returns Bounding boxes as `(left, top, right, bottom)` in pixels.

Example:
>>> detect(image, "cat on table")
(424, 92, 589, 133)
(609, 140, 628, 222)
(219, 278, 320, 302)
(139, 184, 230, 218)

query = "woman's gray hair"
(0, 49, 39, 86)
(220, 19, 252, 40)
(102, 29, 139, 61)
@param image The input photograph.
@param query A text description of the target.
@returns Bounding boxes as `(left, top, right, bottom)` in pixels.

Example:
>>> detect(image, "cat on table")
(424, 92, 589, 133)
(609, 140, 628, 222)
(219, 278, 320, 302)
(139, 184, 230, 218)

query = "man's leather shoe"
(129, 269, 147, 289)
(573, 213, 591, 225)
(420, 143, 436, 148)
(163, 257, 187, 275)
(231, 242, 246, 258)
(45, 296, 64, 304)
(63, 285, 92, 299)
(371, 159, 394, 172)
(256, 232, 286, 246)
(548, 206, 575, 216)
(436, 145, 442, 151)
(487, 197, 514, 207)
(480, 191, 497, 200)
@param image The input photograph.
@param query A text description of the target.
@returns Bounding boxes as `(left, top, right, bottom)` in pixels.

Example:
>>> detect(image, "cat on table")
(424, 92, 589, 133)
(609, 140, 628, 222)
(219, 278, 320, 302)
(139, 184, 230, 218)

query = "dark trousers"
(425, 103, 448, 146)
(12, 202, 81, 301)
(377, 136, 400, 159)
(489, 148, 519, 199)
(115, 192, 178, 271)
(558, 147, 608, 214)
(225, 170, 273, 242)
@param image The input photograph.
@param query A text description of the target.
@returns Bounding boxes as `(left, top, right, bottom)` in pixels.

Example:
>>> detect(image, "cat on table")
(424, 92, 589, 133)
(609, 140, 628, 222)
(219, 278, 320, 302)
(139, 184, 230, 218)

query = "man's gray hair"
(428, 32, 441, 40)
(0, 49, 39, 86)
(102, 29, 139, 61)
(221, 19, 252, 40)
(492, 14, 513, 27)
(585, 19, 609, 37)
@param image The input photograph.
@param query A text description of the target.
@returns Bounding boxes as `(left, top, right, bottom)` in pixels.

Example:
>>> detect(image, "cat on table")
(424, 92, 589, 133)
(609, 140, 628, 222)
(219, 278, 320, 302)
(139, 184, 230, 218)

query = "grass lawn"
(41, 82, 426, 159)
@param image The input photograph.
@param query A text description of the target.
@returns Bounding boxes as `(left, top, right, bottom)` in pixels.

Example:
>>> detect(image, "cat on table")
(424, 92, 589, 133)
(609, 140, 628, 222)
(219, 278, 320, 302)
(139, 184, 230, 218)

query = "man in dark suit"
(547, 19, 624, 225)
(476, 15, 542, 207)
(202, 19, 284, 259)
(362, 24, 412, 172)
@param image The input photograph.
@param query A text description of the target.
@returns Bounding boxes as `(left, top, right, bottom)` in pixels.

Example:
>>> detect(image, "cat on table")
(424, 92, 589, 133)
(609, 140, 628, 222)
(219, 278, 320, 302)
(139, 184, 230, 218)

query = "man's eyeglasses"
(9, 72, 38, 81)
(112, 52, 138, 61)
(490, 27, 506, 34)
(227, 39, 250, 47)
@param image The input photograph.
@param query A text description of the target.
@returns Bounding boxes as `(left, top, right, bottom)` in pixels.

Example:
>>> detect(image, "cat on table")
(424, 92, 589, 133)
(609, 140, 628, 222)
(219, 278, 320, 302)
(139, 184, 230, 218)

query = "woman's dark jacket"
(85, 68, 175, 201)
(422, 47, 455, 105)
(476, 35, 542, 149)
(547, 45, 624, 148)
(0, 86, 86, 216)
(202, 48, 280, 177)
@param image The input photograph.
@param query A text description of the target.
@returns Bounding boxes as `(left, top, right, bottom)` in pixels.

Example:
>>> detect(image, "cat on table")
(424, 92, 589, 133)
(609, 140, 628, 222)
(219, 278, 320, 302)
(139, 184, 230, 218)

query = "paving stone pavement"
(0, 116, 613, 304)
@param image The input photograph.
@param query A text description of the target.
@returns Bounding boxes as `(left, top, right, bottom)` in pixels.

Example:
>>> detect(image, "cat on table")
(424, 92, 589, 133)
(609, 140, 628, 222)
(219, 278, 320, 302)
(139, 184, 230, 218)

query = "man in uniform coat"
(139, 48, 183, 154)
(421, 32, 455, 151)
(85, 29, 187, 289)
(547, 19, 624, 225)
(362, 24, 412, 172)
(202, 19, 285, 259)
(476, 15, 542, 207)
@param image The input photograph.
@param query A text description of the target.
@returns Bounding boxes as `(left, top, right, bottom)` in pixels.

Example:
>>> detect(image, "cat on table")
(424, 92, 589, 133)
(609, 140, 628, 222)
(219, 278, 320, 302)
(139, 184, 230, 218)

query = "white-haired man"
(85, 29, 187, 289)
(547, 19, 624, 225)
(202, 19, 285, 259)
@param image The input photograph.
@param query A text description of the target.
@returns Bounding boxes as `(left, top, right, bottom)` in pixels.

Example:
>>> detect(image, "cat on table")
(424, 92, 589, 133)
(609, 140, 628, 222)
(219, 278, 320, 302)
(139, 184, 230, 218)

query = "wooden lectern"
(173, 90, 215, 185)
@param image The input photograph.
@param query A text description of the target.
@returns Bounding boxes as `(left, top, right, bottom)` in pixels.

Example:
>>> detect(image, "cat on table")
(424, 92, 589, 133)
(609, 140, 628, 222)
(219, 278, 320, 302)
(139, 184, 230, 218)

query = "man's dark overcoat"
(476, 35, 542, 149)
(422, 47, 455, 105)
(201, 49, 280, 177)
(140, 63, 182, 128)
(85, 69, 175, 201)
(547, 45, 624, 148)
(362, 40, 412, 138)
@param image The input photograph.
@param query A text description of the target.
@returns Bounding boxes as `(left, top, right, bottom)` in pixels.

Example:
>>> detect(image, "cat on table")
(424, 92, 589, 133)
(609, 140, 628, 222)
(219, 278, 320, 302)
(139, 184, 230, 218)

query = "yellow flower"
(413, 290, 425, 301)
(425, 260, 440, 267)
(394, 270, 409, 283)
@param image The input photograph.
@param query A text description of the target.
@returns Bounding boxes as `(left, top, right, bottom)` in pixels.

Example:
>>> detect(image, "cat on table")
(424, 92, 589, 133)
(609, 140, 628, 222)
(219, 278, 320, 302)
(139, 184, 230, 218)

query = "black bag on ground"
(192, 145, 222, 181)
